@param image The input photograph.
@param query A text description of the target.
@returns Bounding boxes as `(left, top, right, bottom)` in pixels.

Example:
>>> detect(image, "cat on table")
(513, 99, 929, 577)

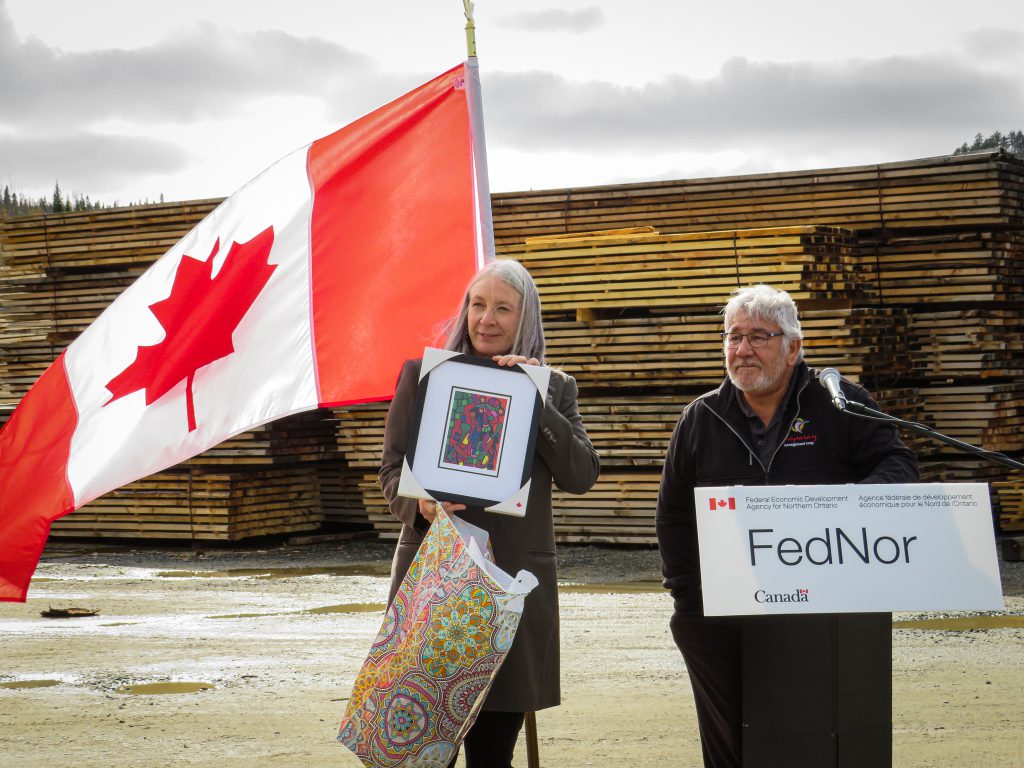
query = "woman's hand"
(418, 499, 467, 523)
(492, 354, 540, 367)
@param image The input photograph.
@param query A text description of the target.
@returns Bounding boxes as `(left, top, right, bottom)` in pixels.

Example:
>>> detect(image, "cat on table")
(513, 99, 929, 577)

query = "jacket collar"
(707, 359, 812, 421)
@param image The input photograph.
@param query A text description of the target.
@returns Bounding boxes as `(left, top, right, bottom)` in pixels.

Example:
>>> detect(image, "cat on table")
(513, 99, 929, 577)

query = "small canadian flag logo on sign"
(710, 497, 736, 510)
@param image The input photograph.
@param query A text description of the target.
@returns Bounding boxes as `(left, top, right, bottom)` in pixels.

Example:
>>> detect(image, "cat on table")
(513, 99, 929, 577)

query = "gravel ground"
(0, 535, 1021, 768)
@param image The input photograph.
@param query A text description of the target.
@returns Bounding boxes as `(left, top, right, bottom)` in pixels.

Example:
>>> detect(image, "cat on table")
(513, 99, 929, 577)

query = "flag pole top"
(463, 0, 477, 58)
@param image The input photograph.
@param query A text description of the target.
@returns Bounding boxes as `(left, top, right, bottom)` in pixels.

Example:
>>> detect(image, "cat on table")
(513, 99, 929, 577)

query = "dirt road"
(1, 539, 1021, 767)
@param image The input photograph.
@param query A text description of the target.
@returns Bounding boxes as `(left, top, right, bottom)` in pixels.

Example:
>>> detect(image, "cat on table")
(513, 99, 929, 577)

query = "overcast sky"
(1, 0, 1022, 205)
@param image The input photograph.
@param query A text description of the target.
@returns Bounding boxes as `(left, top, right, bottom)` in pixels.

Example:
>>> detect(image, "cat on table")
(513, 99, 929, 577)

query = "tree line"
(1, 182, 164, 218)
(3, 131, 1019, 219)
(953, 129, 1024, 158)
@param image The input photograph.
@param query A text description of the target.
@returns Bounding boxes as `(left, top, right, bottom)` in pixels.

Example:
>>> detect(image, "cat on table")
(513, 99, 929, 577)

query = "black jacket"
(655, 360, 919, 613)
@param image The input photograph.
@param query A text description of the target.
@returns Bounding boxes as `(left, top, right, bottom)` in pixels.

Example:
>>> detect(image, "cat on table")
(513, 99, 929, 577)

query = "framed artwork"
(397, 348, 551, 517)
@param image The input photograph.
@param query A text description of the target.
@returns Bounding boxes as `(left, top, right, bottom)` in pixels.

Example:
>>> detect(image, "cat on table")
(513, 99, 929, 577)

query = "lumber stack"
(509, 226, 867, 311)
(543, 305, 910, 391)
(491, 151, 1024, 247)
(992, 473, 1024, 532)
(916, 383, 1024, 456)
(45, 409, 347, 540)
(906, 309, 1024, 381)
(50, 466, 324, 541)
(551, 472, 661, 545)
(317, 463, 374, 529)
(859, 229, 1024, 305)
(578, 395, 693, 468)
(181, 411, 339, 466)
(328, 403, 391, 529)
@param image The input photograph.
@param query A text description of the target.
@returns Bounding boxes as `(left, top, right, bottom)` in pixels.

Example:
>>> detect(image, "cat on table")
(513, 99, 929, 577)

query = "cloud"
(0, 132, 191, 198)
(0, 9, 373, 129)
(482, 54, 1024, 156)
(958, 26, 1024, 60)
(496, 7, 605, 34)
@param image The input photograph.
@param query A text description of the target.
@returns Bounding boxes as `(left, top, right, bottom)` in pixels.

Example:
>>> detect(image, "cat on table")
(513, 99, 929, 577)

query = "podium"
(694, 483, 1004, 768)
(741, 613, 891, 767)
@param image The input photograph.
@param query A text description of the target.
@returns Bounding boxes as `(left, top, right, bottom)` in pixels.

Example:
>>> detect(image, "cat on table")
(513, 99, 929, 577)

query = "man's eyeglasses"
(722, 331, 785, 348)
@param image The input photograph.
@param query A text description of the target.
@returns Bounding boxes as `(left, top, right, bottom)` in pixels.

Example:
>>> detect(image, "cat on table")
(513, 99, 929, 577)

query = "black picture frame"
(397, 349, 549, 516)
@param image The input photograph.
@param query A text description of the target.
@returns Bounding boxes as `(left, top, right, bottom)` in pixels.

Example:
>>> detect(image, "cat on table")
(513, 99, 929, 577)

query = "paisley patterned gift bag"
(338, 509, 538, 767)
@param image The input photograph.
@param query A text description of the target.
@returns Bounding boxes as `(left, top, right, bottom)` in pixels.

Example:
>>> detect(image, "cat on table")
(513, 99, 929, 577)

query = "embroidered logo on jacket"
(785, 418, 817, 448)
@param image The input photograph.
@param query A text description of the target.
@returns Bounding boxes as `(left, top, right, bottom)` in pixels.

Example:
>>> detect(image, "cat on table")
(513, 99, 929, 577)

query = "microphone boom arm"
(841, 399, 1024, 472)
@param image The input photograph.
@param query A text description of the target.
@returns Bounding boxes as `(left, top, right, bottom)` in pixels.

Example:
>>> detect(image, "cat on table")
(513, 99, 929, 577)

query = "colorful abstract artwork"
(338, 512, 532, 768)
(438, 388, 510, 476)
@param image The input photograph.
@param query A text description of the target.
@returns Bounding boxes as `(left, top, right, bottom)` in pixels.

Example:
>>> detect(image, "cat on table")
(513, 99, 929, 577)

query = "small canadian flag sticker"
(710, 497, 736, 510)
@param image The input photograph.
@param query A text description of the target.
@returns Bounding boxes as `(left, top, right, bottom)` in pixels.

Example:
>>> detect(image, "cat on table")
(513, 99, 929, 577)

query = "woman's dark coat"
(379, 358, 600, 712)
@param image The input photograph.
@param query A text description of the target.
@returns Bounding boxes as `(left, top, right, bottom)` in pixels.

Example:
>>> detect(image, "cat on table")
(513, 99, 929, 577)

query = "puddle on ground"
(0, 679, 61, 689)
(155, 563, 391, 579)
(206, 603, 386, 619)
(305, 603, 385, 614)
(894, 616, 1024, 631)
(116, 682, 215, 695)
(559, 581, 663, 594)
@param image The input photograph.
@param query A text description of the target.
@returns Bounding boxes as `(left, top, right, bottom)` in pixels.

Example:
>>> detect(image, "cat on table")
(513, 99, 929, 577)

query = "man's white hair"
(722, 284, 803, 357)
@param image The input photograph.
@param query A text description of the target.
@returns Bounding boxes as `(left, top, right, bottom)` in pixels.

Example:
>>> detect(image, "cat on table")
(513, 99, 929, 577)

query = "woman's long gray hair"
(443, 259, 546, 362)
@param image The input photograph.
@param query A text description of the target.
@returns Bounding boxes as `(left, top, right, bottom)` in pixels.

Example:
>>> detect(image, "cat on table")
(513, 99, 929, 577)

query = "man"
(655, 284, 918, 768)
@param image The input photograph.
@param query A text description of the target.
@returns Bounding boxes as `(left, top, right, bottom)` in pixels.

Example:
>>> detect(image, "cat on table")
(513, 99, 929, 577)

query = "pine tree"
(51, 182, 64, 213)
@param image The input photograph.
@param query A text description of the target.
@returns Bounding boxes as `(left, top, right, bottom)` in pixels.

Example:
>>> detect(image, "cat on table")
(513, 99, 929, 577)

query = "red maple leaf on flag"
(104, 227, 277, 432)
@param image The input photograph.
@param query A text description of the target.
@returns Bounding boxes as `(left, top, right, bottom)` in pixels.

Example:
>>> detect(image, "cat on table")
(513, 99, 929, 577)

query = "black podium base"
(741, 613, 891, 768)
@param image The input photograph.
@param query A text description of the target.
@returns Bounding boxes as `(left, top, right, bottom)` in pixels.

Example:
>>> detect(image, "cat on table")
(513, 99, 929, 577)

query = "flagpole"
(464, 0, 477, 57)
(463, 0, 495, 265)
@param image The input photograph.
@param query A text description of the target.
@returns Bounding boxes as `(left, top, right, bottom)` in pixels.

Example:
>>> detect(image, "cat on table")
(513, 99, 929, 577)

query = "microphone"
(818, 367, 848, 410)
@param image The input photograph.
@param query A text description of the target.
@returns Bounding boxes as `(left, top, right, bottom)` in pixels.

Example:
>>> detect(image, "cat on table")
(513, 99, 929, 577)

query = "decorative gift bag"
(338, 509, 538, 767)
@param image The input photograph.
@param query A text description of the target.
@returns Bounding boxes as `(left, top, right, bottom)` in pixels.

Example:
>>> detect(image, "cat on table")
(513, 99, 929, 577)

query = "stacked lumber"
(868, 386, 930, 456)
(182, 411, 338, 466)
(362, 473, 399, 539)
(916, 383, 1024, 456)
(491, 152, 1024, 247)
(858, 230, 1024, 304)
(332, 403, 390, 470)
(50, 466, 324, 541)
(328, 403, 391, 530)
(510, 226, 866, 311)
(551, 472, 660, 544)
(577, 395, 692, 468)
(317, 463, 375, 529)
(906, 308, 1024, 381)
(992, 473, 1024, 532)
(544, 306, 910, 390)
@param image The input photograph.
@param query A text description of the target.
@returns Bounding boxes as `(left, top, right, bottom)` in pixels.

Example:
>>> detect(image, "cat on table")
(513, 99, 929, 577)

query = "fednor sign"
(695, 483, 1004, 616)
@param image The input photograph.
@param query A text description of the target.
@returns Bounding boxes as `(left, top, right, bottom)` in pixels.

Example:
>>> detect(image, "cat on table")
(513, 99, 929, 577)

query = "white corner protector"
(397, 457, 434, 501)
(485, 478, 531, 517)
(420, 347, 460, 380)
(518, 362, 552, 402)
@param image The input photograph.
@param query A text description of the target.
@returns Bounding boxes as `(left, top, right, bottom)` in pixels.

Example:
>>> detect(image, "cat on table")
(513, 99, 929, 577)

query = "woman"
(379, 259, 600, 768)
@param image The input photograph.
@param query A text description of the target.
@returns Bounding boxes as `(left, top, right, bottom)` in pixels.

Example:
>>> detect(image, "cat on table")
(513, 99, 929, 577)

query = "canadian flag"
(710, 497, 737, 511)
(0, 62, 489, 602)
